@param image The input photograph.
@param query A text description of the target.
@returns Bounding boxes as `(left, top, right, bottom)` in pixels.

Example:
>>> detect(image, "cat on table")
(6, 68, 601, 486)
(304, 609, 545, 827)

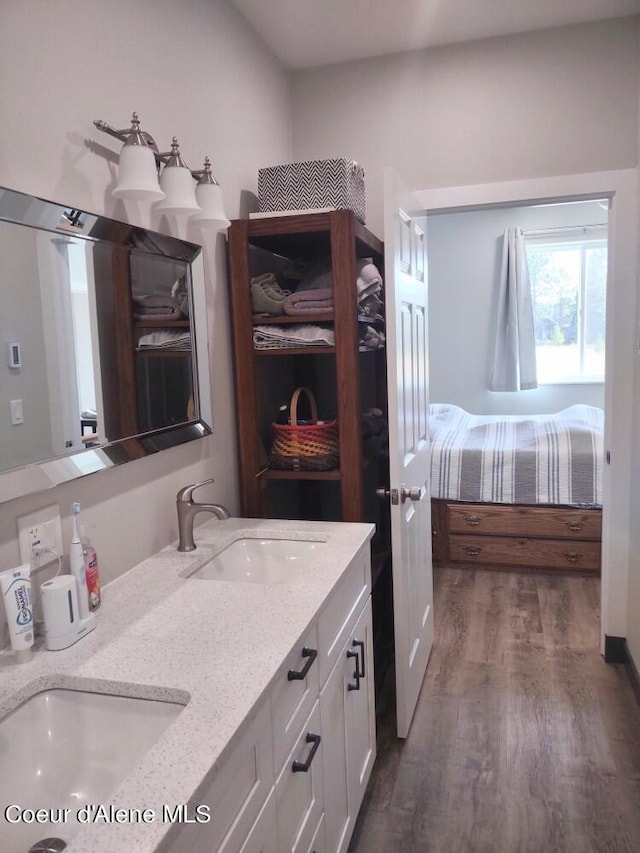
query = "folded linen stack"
(283, 288, 333, 315)
(253, 324, 335, 350)
(133, 287, 187, 322)
(137, 330, 191, 351)
(280, 256, 383, 318)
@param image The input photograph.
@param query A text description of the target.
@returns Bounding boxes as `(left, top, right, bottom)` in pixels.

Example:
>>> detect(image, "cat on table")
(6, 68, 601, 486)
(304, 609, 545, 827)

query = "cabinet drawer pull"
(287, 647, 317, 681)
(462, 545, 481, 557)
(564, 551, 582, 563)
(566, 520, 584, 531)
(462, 514, 482, 526)
(347, 649, 361, 691)
(292, 733, 321, 773)
(352, 639, 366, 678)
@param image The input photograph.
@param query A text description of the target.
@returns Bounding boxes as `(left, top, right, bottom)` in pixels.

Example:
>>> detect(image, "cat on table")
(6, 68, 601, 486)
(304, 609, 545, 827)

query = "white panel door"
(383, 167, 434, 738)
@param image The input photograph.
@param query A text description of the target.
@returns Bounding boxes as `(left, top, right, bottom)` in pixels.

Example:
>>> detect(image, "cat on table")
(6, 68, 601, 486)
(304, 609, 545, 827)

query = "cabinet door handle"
(462, 514, 482, 526)
(566, 520, 584, 531)
(352, 639, 366, 678)
(462, 545, 481, 556)
(291, 733, 321, 773)
(287, 647, 317, 681)
(347, 649, 361, 691)
(564, 551, 582, 563)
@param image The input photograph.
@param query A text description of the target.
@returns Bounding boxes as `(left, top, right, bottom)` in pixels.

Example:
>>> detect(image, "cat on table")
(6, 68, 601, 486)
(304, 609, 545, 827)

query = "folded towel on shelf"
(283, 287, 334, 315)
(133, 305, 183, 317)
(253, 324, 335, 350)
(137, 330, 191, 351)
(133, 293, 174, 309)
(134, 312, 184, 322)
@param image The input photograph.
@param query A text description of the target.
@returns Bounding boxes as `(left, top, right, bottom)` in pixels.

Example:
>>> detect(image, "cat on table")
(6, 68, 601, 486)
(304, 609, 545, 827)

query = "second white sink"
(0, 687, 184, 853)
(187, 537, 326, 584)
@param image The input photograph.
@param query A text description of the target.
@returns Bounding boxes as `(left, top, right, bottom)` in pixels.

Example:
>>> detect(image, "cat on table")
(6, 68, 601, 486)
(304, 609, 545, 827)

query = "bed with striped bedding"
(428, 404, 604, 508)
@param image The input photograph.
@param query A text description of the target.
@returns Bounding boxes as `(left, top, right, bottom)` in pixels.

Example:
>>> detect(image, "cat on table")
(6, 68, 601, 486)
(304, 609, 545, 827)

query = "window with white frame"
(524, 227, 607, 384)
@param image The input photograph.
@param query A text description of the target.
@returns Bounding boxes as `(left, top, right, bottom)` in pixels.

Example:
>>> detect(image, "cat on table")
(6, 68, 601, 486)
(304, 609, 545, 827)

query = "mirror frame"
(0, 186, 212, 504)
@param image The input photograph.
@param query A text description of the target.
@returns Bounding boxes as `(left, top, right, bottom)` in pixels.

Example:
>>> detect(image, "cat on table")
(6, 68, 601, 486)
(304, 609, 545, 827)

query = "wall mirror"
(0, 186, 212, 504)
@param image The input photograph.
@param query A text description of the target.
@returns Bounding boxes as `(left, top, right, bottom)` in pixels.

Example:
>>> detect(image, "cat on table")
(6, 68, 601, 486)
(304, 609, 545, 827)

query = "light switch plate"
(10, 399, 24, 425)
(17, 504, 63, 568)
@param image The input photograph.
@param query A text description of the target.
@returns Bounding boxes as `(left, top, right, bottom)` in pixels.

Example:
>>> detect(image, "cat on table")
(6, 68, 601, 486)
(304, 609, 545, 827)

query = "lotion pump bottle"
(70, 502, 90, 619)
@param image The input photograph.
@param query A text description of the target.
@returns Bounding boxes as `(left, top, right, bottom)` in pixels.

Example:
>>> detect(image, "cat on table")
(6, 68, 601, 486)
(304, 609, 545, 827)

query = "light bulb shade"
(155, 165, 200, 215)
(191, 182, 230, 229)
(113, 144, 165, 201)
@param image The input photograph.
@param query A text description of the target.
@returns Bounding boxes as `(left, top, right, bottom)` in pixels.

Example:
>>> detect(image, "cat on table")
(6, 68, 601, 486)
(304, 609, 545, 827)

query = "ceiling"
(231, 0, 640, 70)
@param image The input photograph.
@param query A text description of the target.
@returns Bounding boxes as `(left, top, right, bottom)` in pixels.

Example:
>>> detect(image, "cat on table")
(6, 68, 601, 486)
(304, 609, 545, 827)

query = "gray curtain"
(489, 227, 538, 391)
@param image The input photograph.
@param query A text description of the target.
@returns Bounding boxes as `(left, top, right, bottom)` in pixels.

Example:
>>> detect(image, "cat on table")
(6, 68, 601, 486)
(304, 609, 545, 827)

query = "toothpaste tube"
(0, 563, 34, 663)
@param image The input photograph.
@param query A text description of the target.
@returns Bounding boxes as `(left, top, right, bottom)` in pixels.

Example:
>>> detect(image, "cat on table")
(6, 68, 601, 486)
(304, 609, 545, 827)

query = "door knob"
(400, 485, 422, 503)
(376, 486, 423, 505)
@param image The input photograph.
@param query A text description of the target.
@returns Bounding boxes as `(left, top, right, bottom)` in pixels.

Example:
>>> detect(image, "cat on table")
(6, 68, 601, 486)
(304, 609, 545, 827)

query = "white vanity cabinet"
(163, 701, 275, 853)
(164, 543, 375, 853)
(320, 599, 376, 853)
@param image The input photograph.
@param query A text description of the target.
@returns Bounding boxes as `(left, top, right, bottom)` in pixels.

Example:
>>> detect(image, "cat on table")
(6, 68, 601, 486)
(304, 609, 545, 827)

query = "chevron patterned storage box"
(258, 158, 366, 223)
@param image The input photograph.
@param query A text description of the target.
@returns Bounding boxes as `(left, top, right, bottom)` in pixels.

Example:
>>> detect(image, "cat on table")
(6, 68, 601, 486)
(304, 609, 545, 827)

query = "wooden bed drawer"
(447, 503, 602, 541)
(449, 534, 601, 571)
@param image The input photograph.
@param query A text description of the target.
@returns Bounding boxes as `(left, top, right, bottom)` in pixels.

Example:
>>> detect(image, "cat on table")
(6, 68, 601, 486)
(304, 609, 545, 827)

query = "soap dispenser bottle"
(70, 502, 90, 619)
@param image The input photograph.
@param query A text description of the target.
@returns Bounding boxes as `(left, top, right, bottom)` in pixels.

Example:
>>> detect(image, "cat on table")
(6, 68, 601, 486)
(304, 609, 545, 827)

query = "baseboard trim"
(624, 641, 640, 706)
(604, 634, 628, 664)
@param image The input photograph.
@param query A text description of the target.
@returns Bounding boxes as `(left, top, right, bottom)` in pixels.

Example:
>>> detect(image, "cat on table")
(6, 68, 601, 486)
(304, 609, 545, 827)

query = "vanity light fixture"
(93, 112, 229, 228)
(192, 157, 231, 230)
(155, 137, 200, 215)
(105, 113, 166, 202)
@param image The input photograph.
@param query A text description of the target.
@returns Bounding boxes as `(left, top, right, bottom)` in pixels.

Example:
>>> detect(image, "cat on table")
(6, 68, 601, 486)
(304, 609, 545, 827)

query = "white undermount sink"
(186, 537, 326, 584)
(0, 687, 183, 853)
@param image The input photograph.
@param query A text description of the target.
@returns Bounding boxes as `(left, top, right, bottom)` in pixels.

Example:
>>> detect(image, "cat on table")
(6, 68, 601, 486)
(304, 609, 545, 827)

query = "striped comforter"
(429, 404, 604, 507)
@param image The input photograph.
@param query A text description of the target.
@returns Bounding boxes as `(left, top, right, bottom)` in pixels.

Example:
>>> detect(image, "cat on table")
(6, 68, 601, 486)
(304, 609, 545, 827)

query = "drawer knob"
(287, 647, 317, 681)
(292, 733, 321, 773)
(566, 520, 584, 531)
(462, 545, 481, 556)
(564, 551, 582, 563)
(462, 514, 481, 526)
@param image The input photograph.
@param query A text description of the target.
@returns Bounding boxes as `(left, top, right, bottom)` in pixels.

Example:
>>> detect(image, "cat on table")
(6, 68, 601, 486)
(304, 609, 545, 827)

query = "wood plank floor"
(350, 567, 640, 853)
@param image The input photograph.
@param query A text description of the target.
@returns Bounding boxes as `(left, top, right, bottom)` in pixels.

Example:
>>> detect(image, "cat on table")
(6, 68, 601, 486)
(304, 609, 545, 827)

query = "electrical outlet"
(17, 504, 63, 568)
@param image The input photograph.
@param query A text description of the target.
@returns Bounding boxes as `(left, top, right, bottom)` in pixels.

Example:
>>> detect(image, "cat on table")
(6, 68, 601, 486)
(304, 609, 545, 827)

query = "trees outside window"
(525, 232, 607, 383)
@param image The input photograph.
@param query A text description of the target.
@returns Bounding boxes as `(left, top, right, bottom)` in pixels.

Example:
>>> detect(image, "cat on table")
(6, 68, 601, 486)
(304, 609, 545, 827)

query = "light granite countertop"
(0, 517, 374, 853)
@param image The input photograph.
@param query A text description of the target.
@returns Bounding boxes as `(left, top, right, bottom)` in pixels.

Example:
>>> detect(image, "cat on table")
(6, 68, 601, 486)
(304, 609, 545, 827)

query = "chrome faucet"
(176, 478, 230, 552)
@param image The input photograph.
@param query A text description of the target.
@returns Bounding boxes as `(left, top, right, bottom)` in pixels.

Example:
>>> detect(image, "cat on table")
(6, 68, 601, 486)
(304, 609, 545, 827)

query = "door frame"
(418, 169, 638, 654)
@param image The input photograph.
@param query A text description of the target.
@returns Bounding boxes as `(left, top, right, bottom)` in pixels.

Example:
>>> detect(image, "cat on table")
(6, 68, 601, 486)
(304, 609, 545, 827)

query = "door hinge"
(606, 450, 611, 465)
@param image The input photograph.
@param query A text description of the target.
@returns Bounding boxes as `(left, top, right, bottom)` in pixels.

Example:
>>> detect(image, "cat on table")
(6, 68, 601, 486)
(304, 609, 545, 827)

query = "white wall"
(428, 201, 607, 414)
(0, 0, 292, 642)
(292, 18, 640, 237)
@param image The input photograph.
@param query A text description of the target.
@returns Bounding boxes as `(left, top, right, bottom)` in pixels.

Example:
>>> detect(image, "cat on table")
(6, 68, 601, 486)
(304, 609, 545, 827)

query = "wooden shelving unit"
(227, 209, 388, 527)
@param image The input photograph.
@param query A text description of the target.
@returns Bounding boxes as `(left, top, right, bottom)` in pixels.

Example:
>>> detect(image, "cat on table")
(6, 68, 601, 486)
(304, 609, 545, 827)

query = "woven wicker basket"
(270, 387, 339, 471)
